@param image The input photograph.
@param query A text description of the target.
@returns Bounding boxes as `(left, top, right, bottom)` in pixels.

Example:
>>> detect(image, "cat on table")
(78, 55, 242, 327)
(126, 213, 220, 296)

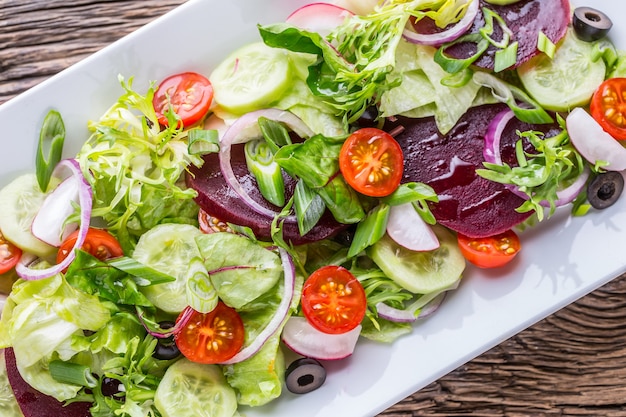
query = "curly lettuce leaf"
(78, 76, 203, 252)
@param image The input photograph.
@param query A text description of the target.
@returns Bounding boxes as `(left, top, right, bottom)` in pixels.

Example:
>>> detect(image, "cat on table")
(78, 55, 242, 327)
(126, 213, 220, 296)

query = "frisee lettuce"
(77, 76, 206, 253)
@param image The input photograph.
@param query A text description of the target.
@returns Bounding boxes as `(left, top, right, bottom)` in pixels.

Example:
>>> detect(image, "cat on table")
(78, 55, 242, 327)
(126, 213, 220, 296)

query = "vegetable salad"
(2, 1, 626, 417)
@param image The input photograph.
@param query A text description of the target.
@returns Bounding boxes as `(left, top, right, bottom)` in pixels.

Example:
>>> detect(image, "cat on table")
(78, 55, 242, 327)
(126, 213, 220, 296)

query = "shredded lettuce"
(78, 76, 204, 252)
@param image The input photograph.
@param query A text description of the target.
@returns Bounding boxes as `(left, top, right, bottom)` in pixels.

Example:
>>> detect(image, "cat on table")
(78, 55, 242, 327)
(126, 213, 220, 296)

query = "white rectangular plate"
(1, 1, 624, 416)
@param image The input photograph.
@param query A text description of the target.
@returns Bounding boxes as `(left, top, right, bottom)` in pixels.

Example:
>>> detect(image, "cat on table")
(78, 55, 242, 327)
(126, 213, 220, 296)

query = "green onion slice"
(36, 110, 65, 192)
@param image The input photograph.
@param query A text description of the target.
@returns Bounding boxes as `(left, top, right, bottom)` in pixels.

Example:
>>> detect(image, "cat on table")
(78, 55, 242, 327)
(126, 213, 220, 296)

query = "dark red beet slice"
(186, 146, 348, 245)
(4, 348, 92, 417)
(440, 0, 571, 70)
(393, 103, 559, 238)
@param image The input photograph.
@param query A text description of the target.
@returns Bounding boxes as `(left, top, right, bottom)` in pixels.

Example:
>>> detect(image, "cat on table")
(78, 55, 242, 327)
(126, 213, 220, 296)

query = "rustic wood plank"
(3, 1, 626, 416)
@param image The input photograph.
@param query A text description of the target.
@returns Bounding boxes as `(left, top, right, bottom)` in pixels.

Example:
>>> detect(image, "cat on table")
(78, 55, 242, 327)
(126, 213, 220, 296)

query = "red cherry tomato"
(590, 78, 626, 140)
(457, 229, 521, 269)
(57, 227, 123, 265)
(175, 302, 245, 364)
(0, 231, 22, 274)
(153, 72, 214, 127)
(339, 127, 404, 197)
(301, 265, 367, 334)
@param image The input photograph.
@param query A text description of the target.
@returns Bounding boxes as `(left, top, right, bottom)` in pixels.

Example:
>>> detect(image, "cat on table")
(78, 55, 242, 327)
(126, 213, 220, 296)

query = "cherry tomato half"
(590, 78, 626, 140)
(339, 127, 404, 197)
(153, 72, 214, 128)
(301, 265, 367, 334)
(57, 227, 124, 265)
(175, 302, 245, 364)
(457, 229, 521, 269)
(0, 231, 22, 274)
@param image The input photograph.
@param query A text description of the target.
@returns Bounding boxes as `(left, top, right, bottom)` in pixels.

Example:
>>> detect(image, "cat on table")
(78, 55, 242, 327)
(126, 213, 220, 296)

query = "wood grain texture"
(3, 1, 626, 416)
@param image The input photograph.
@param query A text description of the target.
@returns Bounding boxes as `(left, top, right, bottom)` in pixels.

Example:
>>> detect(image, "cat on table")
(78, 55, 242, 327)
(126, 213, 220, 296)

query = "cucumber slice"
(133, 223, 203, 314)
(210, 42, 291, 114)
(155, 358, 238, 417)
(517, 29, 606, 112)
(0, 174, 58, 259)
(367, 225, 465, 294)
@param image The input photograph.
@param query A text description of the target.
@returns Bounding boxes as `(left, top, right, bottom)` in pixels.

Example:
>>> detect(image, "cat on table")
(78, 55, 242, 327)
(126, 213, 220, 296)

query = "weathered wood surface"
(3, 1, 626, 416)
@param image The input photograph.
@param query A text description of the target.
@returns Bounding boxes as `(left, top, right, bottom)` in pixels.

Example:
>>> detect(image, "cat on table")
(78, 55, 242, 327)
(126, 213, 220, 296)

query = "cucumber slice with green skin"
(517, 29, 606, 112)
(133, 223, 204, 314)
(367, 225, 465, 294)
(210, 42, 292, 115)
(155, 358, 238, 417)
(0, 174, 58, 259)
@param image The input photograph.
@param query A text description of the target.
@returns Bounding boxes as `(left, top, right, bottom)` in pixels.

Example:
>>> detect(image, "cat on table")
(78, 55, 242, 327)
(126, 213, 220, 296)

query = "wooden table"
(3, 1, 626, 416)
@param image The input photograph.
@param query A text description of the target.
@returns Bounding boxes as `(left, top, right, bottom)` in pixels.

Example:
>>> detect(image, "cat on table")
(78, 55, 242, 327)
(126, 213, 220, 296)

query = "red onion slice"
(282, 316, 361, 360)
(221, 248, 296, 364)
(402, 0, 479, 46)
(287, 2, 354, 36)
(566, 107, 626, 172)
(219, 109, 314, 220)
(31, 176, 80, 247)
(375, 279, 458, 323)
(483, 108, 589, 207)
(16, 159, 93, 280)
(386, 202, 439, 251)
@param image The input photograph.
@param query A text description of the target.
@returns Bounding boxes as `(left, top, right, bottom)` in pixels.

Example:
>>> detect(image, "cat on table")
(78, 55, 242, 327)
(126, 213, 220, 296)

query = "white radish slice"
(31, 175, 80, 247)
(282, 316, 361, 360)
(16, 159, 93, 281)
(286, 3, 354, 36)
(567, 107, 626, 172)
(386, 202, 439, 251)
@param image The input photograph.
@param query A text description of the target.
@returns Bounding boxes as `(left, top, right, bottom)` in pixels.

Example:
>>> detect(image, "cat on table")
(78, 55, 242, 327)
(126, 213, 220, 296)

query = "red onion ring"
(16, 159, 93, 280)
(402, 0, 479, 46)
(375, 279, 458, 323)
(483, 109, 589, 207)
(219, 109, 314, 220)
(221, 248, 296, 364)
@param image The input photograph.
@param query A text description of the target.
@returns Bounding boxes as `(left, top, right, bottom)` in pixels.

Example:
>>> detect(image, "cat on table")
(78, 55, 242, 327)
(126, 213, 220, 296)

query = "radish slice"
(222, 248, 296, 364)
(287, 3, 354, 36)
(386, 202, 439, 251)
(484, 108, 590, 207)
(16, 159, 93, 281)
(282, 316, 361, 360)
(219, 109, 313, 220)
(402, 0, 479, 46)
(567, 107, 626, 172)
(31, 175, 80, 247)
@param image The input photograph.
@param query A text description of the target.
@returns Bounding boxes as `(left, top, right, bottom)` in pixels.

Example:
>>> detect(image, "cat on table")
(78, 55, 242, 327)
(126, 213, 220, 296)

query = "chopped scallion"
(49, 360, 98, 388)
(36, 110, 65, 192)
(188, 129, 219, 155)
(537, 31, 556, 58)
(244, 139, 286, 207)
(494, 41, 519, 72)
(347, 204, 390, 258)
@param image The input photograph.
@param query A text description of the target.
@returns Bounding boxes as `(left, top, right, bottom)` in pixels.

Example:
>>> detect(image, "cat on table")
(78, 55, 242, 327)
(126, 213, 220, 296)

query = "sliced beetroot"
(186, 146, 348, 245)
(4, 348, 92, 417)
(393, 103, 560, 238)
(440, 0, 571, 70)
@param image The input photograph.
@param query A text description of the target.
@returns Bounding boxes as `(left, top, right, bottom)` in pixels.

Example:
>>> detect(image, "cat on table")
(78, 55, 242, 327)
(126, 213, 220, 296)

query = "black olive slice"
(573, 7, 613, 42)
(587, 171, 624, 210)
(285, 357, 327, 394)
(152, 321, 181, 360)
